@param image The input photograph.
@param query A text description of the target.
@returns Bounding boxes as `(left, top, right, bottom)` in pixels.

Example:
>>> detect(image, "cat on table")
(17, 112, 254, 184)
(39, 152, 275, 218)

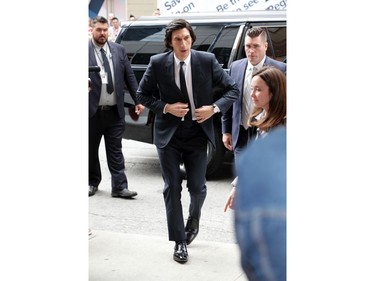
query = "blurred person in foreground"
(235, 125, 286, 281)
(136, 18, 239, 263)
(88, 16, 144, 198)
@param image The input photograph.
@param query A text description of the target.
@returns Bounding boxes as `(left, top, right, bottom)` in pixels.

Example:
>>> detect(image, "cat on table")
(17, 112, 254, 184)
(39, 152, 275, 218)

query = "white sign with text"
(158, 0, 286, 14)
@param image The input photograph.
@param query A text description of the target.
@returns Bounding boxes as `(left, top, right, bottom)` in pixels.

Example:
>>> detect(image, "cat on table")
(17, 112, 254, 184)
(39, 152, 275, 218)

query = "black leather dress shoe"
(111, 189, 137, 198)
(173, 241, 188, 263)
(89, 185, 98, 196)
(185, 217, 199, 245)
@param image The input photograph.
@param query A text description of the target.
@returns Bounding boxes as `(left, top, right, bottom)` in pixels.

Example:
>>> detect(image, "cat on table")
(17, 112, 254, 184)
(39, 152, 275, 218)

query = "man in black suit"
(88, 16, 144, 198)
(137, 19, 240, 263)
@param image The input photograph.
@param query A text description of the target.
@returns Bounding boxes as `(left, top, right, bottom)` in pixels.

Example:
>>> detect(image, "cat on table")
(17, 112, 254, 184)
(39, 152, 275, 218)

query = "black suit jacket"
(88, 40, 139, 118)
(137, 50, 240, 148)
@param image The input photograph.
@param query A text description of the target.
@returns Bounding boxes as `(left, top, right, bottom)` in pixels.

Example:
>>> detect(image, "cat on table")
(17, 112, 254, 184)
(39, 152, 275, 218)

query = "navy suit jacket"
(221, 56, 286, 149)
(137, 50, 240, 149)
(88, 40, 139, 118)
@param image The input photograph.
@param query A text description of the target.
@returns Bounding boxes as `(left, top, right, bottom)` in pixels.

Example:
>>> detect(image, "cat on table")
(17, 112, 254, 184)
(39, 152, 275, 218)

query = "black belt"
(98, 105, 116, 111)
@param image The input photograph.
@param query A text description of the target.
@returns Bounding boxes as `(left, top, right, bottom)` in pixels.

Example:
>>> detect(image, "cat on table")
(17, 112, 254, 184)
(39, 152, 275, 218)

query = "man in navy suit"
(88, 16, 144, 198)
(137, 19, 240, 263)
(222, 27, 286, 159)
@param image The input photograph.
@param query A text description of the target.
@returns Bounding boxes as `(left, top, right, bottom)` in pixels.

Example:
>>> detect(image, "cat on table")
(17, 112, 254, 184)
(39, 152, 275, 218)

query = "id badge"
(101, 72, 108, 84)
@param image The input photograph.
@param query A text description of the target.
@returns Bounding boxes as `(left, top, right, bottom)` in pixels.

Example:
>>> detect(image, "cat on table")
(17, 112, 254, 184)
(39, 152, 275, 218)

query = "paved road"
(89, 138, 236, 243)
(89, 139, 247, 280)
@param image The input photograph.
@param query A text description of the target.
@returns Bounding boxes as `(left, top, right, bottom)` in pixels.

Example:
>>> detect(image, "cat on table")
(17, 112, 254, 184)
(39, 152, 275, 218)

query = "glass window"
(118, 26, 167, 64)
(210, 26, 241, 69)
(191, 25, 223, 51)
(117, 24, 237, 66)
(266, 26, 286, 62)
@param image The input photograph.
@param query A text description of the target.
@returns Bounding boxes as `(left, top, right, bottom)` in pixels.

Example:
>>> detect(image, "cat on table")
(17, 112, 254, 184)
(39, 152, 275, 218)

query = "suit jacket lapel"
(264, 56, 271, 66)
(165, 52, 174, 82)
(107, 42, 118, 76)
(237, 59, 247, 97)
(191, 51, 203, 106)
(88, 41, 98, 67)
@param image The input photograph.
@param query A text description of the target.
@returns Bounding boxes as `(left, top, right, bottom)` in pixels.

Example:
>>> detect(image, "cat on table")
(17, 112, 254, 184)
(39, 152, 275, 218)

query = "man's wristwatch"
(213, 104, 220, 114)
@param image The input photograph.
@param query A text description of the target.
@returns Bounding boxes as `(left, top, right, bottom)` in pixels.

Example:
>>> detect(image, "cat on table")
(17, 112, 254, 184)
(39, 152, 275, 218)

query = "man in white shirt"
(108, 17, 121, 42)
(137, 19, 239, 264)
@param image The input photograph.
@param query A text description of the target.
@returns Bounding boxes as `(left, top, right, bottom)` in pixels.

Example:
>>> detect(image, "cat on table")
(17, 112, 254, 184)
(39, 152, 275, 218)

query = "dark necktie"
(179, 61, 192, 125)
(100, 48, 114, 94)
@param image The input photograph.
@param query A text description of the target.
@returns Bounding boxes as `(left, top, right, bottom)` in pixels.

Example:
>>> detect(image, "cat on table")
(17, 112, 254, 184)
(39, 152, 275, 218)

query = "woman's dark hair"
(249, 66, 286, 132)
(164, 19, 196, 50)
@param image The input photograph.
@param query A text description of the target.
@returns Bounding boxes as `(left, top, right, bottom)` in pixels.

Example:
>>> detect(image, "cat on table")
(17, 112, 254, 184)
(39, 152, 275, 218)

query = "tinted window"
(211, 26, 241, 68)
(117, 24, 237, 66)
(266, 27, 286, 62)
(117, 23, 286, 68)
(119, 26, 166, 64)
(191, 24, 223, 52)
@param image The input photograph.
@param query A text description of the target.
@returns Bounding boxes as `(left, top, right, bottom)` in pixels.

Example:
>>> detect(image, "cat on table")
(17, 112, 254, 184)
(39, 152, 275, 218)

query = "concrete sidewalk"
(89, 230, 247, 281)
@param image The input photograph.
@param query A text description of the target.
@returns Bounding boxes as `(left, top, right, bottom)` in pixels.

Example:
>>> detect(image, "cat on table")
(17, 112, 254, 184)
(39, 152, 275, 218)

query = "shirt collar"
(174, 53, 191, 68)
(247, 56, 266, 71)
(255, 109, 266, 121)
(92, 39, 109, 52)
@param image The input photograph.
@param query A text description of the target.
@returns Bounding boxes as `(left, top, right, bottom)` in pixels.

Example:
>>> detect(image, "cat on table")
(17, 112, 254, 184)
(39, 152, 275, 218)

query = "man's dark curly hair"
(164, 18, 196, 50)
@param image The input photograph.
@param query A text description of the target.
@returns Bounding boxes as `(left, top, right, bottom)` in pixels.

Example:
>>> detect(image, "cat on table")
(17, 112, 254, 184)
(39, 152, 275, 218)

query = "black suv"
(116, 10, 286, 178)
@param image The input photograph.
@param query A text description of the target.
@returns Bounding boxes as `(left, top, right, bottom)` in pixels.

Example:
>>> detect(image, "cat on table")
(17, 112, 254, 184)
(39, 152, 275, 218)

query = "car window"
(116, 22, 286, 73)
(191, 24, 223, 51)
(119, 26, 166, 64)
(117, 24, 239, 66)
(267, 26, 286, 62)
(210, 25, 241, 69)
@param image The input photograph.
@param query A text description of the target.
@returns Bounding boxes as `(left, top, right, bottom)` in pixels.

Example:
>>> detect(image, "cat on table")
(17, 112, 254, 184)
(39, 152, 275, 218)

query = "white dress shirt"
(92, 40, 117, 106)
(174, 53, 196, 121)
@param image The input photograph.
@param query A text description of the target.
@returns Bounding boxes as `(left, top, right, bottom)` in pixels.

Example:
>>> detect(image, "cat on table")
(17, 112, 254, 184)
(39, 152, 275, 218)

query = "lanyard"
(92, 41, 109, 67)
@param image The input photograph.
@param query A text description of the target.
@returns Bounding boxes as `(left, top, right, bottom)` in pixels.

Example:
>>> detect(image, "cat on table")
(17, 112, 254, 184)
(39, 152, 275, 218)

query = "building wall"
(94, 0, 158, 22)
(93, 0, 286, 22)
(127, 0, 158, 19)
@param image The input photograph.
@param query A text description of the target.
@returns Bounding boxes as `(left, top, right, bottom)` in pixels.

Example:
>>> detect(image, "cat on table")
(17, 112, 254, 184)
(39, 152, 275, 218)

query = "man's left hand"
(195, 105, 215, 123)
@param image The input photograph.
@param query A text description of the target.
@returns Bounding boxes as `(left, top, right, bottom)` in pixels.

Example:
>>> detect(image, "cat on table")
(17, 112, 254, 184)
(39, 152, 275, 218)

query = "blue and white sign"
(159, 0, 287, 14)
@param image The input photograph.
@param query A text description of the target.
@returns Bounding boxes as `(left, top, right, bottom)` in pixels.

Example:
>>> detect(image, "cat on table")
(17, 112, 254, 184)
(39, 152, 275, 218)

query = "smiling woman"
(248, 66, 287, 136)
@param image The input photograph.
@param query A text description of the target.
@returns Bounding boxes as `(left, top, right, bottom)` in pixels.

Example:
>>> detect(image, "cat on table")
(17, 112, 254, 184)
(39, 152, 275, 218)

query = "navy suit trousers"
(157, 122, 208, 242)
(89, 107, 128, 191)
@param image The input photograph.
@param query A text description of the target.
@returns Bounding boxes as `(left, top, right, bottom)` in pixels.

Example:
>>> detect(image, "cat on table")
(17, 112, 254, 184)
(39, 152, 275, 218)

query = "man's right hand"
(222, 133, 233, 151)
(165, 102, 190, 118)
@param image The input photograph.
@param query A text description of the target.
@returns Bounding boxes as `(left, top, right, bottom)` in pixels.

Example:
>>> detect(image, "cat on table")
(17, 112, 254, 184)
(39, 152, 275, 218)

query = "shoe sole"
(89, 187, 98, 196)
(111, 194, 137, 198)
(173, 256, 188, 263)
